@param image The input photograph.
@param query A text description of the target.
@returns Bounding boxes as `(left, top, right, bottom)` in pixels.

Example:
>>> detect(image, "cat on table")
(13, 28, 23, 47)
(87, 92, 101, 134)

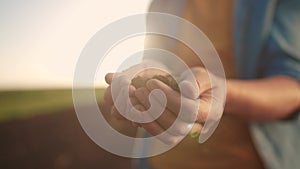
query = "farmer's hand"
(133, 67, 212, 144)
(103, 65, 168, 123)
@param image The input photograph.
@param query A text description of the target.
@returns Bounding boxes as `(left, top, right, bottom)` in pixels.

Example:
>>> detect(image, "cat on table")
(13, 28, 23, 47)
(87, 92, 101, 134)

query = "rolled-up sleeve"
(261, 0, 300, 81)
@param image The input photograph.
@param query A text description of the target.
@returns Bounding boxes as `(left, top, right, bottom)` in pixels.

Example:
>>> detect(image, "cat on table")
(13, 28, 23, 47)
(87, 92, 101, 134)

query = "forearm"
(225, 75, 300, 122)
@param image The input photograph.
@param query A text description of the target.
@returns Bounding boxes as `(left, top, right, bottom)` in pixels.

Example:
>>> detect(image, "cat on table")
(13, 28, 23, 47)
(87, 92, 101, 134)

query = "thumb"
(105, 73, 115, 85)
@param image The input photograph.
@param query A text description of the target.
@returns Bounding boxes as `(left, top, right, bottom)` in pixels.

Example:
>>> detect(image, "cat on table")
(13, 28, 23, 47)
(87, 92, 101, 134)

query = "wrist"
(224, 79, 237, 115)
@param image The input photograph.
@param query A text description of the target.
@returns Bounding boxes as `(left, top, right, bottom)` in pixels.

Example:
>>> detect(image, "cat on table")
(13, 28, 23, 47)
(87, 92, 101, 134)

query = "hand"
(133, 67, 212, 144)
(103, 66, 168, 122)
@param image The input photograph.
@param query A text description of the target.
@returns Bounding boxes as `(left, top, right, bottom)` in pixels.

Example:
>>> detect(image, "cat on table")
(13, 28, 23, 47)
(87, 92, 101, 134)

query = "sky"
(0, 0, 150, 90)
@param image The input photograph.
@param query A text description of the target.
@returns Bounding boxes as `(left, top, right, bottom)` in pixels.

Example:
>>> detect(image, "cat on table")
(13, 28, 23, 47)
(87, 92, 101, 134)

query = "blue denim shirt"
(235, 0, 300, 169)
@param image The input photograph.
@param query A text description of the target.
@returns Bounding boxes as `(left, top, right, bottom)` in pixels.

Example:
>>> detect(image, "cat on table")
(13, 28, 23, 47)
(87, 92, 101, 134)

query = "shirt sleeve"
(261, 0, 300, 81)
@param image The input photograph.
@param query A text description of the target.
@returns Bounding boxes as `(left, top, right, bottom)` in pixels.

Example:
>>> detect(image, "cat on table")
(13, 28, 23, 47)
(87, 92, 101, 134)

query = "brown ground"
(0, 106, 131, 169)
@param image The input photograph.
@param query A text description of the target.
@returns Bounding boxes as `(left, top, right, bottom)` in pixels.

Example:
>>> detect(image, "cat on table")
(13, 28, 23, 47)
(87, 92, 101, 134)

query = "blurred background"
(0, 0, 149, 168)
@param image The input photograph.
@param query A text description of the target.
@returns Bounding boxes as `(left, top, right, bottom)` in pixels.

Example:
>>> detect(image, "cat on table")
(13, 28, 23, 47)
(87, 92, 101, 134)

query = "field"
(0, 89, 104, 122)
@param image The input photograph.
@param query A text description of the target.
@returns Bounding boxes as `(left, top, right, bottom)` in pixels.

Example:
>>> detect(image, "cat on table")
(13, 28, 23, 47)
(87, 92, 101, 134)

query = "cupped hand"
(132, 67, 212, 144)
(103, 67, 169, 122)
(103, 65, 213, 144)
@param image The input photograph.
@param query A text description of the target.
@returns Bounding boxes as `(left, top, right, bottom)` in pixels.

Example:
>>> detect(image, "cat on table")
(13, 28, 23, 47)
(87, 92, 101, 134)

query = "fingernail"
(190, 132, 200, 138)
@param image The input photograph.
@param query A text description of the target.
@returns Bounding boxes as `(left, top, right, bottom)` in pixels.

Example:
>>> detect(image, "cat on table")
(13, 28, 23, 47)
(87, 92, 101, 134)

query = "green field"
(0, 89, 105, 122)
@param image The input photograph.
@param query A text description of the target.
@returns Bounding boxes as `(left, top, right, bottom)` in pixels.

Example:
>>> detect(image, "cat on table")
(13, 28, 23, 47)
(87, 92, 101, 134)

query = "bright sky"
(0, 0, 150, 90)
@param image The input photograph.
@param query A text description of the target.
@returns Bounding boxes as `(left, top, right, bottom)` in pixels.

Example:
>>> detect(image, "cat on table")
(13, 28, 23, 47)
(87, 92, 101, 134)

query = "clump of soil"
(131, 75, 179, 92)
(131, 76, 149, 89)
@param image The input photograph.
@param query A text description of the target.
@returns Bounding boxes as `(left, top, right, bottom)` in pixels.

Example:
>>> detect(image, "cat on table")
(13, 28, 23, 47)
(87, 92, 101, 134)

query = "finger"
(104, 86, 113, 105)
(113, 86, 133, 119)
(189, 123, 203, 138)
(105, 73, 115, 84)
(135, 87, 173, 127)
(142, 121, 183, 145)
(110, 74, 131, 99)
(135, 87, 192, 135)
(197, 99, 210, 123)
(130, 96, 140, 106)
(146, 79, 181, 112)
(111, 106, 126, 120)
(135, 88, 176, 130)
(180, 68, 210, 94)
(105, 72, 127, 85)
(131, 121, 141, 128)
(141, 120, 164, 136)
(192, 68, 210, 94)
(110, 95, 142, 122)
(134, 87, 167, 121)
(132, 104, 164, 135)
(135, 87, 172, 125)
(133, 105, 184, 144)
(105, 84, 135, 105)
(146, 79, 199, 122)
(134, 87, 175, 130)
(128, 85, 136, 97)
(134, 87, 151, 109)
(129, 97, 142, 127)
(199, 88, 212, 106)
(154, 108, 177, 131)
(200, 109, 222, 135)
(178, 80, 199, 99)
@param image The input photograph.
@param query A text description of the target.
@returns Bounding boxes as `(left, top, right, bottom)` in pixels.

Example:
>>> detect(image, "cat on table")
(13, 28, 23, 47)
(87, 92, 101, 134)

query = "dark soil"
(131, 75, 179, 92)
(0, 105, 132, 169)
